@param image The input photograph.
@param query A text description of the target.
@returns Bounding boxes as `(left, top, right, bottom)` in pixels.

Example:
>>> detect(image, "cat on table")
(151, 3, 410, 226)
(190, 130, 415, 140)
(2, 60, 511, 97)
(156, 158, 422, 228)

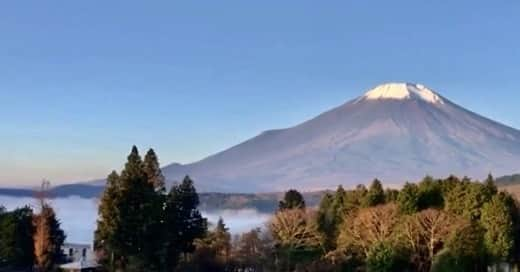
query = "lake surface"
(0, 195, 272, 244)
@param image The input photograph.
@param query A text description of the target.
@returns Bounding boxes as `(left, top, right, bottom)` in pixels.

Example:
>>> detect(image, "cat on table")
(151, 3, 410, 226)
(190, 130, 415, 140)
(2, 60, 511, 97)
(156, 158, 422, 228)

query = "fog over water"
(0, 196, 271, 244)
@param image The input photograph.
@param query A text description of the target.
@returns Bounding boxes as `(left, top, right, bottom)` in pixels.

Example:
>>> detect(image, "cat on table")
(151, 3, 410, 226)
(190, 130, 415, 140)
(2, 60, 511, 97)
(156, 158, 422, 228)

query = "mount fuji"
(161, 83, 520, 192)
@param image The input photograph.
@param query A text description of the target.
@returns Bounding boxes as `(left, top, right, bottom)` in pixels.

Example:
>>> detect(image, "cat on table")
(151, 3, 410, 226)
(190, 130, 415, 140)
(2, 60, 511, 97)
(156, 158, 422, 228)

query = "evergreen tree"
(141, 148, 167, 269)
(0, 206, 35, 269)
(366, 242, 406, 272)
(33, 203, 65, 272)
(355, 184, 369, 207)
(165, 176, 207, 266)
(483, 173, 498, 197)
(143, 148, 166, 193)
(384, 189, 399, 203)
(481, 194, 514, 264)
(365, 179, 385, 207)
(445, 180, 489, 221)
(499, 192, 520, 263)
(331, 186, 348, 213)
(94, 170, 121, 269)
(397, 182, 419, 214)
(213, 218, 231, 261)
(417, 176, 444, 209)
(317, 193, 336, 250)
(108, 146, 159, 270)
(279, 189, 306, 210)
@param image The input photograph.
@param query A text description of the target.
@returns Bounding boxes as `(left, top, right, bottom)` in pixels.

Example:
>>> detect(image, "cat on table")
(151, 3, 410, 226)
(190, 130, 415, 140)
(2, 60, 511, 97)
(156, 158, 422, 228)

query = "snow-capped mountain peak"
(161, 82, 520, 192)
(362, 82, 444, 104)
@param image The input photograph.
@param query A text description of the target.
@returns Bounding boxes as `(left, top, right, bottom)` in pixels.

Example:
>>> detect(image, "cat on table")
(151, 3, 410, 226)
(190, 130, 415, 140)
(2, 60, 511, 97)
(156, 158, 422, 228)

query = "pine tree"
(143, 148, 166, 193)
(317, 193, 336, 250)
(279, 189, 306, 210)
(481, 194, 514, 264)
(212, 218, 231, 261)
(94, 170, 121, 268)
(365, 179, 385, 207)
(141, 148, 167, 269)
(484, 173, 498, 198)
(165, 176, 207, 265)
(397, 182, 419, 214)
(33, 204, 65, 272)
(109, 146, 159, 270)
(417, 176, 444, 209)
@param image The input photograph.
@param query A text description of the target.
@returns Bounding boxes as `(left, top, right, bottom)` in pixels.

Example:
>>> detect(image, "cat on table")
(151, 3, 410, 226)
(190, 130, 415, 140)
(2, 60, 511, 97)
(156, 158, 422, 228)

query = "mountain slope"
(163, 83, 520, 192)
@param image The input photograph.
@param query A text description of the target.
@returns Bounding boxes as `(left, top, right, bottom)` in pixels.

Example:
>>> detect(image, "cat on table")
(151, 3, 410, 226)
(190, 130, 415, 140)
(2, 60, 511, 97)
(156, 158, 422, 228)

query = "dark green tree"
(441, 222, 486, 271)
(165, 176, 207, 266)
(0, 206, 35, 270)
(101, 146, 160, 270)
(481, 194, 514, 264)
(317, 193, 336, 250)
(384, 189, 399, 203)
(279, 189, 306, 210)
(141, 148, 167, 269)
(397, 182, 419, 214)
(445, 180, 489, 221)
(365, 179, 385, 207)
(355, 184, 369, 207)
(143, 148, 166, 193)
(94, 170, 121, 269)
(417, 176, 444, 210)
(483, 173, 498, 197)
(366, 242, 406, 272)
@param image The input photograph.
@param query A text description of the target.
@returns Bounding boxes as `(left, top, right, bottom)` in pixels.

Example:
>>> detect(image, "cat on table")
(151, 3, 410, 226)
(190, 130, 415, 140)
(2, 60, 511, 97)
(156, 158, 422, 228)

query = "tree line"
(0, 181, 66, 271)
(95, 146, 520, 272)
(264, 176, 519, 272)
(1, 146, 518, 272)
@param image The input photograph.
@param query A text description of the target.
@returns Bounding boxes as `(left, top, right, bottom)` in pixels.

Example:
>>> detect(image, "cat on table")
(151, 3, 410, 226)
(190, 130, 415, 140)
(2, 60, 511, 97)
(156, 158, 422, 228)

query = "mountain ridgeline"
(162, 83, 520, 192)
(2, 82, 519, 195)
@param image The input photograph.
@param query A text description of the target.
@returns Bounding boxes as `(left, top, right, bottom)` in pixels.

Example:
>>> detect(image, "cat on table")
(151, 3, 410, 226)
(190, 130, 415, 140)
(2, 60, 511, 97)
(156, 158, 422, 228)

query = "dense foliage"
(0, 187, 65, 272)
(94, 146, 207, 271)
(4, 145, 514, 272)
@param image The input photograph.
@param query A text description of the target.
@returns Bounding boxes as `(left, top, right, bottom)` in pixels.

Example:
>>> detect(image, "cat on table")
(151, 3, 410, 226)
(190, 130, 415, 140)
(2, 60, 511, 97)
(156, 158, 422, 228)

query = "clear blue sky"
(1, 1, 519, 186)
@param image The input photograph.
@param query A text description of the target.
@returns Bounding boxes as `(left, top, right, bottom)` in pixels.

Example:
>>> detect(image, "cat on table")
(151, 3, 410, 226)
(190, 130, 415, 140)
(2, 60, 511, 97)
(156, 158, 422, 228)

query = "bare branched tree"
(337, 203, 400, 257)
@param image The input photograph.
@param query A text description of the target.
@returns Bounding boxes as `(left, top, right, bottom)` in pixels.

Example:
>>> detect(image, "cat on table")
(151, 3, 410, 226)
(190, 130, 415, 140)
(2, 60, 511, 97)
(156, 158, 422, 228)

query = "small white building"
(62, 243, 96, 262)
(60, 243, 99, 272)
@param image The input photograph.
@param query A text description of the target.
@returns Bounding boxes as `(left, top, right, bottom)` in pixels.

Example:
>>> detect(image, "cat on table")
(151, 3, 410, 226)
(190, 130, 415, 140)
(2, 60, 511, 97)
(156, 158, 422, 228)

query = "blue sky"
(1, 1, 519, 186)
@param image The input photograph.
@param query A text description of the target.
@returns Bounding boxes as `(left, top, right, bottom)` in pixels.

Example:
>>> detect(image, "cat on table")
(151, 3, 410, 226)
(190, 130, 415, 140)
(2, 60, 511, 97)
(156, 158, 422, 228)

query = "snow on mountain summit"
(362, 83, 444, 104)
(161, 82, 520, 192)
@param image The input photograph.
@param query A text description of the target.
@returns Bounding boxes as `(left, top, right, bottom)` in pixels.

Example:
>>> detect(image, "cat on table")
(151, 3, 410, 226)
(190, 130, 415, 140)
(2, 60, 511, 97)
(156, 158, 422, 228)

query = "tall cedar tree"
(397, 182, 419, 214)
(141, 148, 167, 269)
(33, 203, 65, 272)
(213, 218, 232, 261)
(365, 179, 385, 207)
(417, 176, 444, 209)
(190, 217, 232, 271)
(481, 194, 514, 263)
(95, 147, 208, 271)
(143, 148, 166, 193)
(317, 193, 336, 250)
(111, 146, 160, 270)
(165, 175, 207, 266)
(484, 173, 498, 196)
(94, 170, 121, 268)
(279, 189, 306, 210)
